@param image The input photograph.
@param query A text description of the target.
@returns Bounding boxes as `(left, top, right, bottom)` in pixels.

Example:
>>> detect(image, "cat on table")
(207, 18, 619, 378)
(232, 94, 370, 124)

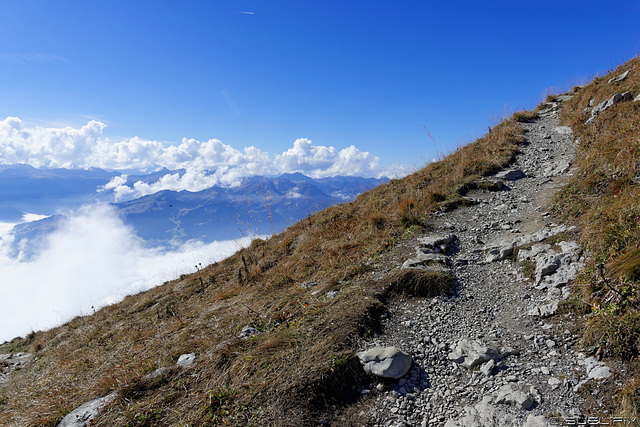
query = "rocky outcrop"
(585, 92, 634, 124)
(358, 94, 608, 426)
(402, 234, 456, 271)
(608, 70, 630, 83)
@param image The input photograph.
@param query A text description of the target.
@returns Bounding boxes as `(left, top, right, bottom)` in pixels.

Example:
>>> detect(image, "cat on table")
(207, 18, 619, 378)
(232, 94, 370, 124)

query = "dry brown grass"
(387, 270, 455, 298)
(0, 113, 528, 425)
(554, 55, 640, 417)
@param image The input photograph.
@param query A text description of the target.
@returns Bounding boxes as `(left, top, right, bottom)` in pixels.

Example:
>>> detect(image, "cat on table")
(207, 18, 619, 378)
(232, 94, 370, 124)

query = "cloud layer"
(0, 204, 256, 342)
(0, 117, 410, 200)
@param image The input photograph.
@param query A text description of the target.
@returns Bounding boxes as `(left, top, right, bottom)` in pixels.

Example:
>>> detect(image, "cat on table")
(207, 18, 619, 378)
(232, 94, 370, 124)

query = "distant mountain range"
(0, 164, 118, 221)
(2, 165, 387, 256)
(116, 173, 387, 244)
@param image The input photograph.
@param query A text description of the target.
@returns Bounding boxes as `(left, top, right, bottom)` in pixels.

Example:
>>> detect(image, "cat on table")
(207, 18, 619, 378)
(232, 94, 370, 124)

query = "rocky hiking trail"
(340, 96, 616, 426)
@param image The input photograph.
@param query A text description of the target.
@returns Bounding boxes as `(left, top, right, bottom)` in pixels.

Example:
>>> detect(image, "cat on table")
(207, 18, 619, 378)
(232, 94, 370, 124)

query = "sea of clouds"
(0, 204, 258, 343)
(0, 117, 410, 201)
(0, 116, 410, 342)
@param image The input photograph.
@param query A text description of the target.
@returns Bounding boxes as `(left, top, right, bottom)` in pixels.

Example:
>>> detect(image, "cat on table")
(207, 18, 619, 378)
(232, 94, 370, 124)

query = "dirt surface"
(328, 97, 619, 426)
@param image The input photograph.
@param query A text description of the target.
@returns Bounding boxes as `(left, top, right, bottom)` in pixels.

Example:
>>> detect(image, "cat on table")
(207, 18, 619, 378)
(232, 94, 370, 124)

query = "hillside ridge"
(345, 94, 592, 426)
(2, 57, 640, 426)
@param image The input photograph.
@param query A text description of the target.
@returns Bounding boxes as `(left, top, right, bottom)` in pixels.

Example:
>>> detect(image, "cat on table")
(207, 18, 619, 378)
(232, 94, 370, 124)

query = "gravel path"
(353, 96, 614, 427)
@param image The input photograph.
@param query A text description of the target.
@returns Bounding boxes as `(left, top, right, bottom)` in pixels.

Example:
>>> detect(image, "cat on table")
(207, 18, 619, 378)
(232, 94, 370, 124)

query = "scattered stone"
(588, 365, 611, 380)
(356, 105, 589, 425)
(608, 70, 630, 83)
(586, 92, 634, 124)
(494, 384, 536, 410)
(57, 393, 117, 427)
(484, 239, 517, 262)
(527, 301, 559, 318)
(402, 252, 450, 270)
(415, 234, 456, 254)
(143, 366, 172, 382)
(448, 339, 500, 369)
(357, 346, 412, 379)
(239, 326, 259, 339)
(525, 414, 551, 427)
(496, 169, 526, 181)
(0, 352, 33, 384)
(548, 377, 561, 387)
(176, 353, 196, 368)
(480, 359, 496, 376)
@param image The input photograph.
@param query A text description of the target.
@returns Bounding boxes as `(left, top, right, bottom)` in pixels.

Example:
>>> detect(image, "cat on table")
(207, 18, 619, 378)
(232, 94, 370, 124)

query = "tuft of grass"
(388, 270, 455, 297)
(620, 375, 640, 417)
(584, 309, 640, 359)
(512, 110, 539, 123)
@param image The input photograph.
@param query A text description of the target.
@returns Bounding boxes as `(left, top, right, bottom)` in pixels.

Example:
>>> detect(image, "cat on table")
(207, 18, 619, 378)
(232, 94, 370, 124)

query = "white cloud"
(0, 117, 410, 201)
(0, 204, 256, 343)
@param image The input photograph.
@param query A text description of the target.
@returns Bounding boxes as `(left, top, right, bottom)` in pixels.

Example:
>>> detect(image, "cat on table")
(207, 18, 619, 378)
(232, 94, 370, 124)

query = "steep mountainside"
(2, 56, 640, 426)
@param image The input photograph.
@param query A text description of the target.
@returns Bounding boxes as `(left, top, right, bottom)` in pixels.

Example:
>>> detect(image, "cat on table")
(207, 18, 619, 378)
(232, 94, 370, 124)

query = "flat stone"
(589, 366, 611, 380)
(416, 234, 456, 254)
(608, 70, 630, 83)
(527, 301, 558, 318)
(402, 253, 450, 269)
(448, 339, 500, 369)
(357, 346, 412, 379)
(494, 384, 535, 410)
(495, 169, 526, 181)
(57, 393, 117, 427)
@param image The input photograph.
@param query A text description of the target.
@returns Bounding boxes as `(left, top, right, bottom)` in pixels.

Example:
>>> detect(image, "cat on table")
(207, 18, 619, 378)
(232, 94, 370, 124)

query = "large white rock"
(357, 346, 412, 379)
(57, 393, 117, 427)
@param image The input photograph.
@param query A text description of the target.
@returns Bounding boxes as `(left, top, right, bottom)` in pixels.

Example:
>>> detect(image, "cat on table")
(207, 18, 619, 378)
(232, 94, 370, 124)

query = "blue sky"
(1, 1, 639, 174)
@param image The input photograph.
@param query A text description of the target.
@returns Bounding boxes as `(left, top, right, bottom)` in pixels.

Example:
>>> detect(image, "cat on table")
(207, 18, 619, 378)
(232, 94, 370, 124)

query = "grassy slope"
(0, 114, 527, 425)
(555, 55, 640, 415)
